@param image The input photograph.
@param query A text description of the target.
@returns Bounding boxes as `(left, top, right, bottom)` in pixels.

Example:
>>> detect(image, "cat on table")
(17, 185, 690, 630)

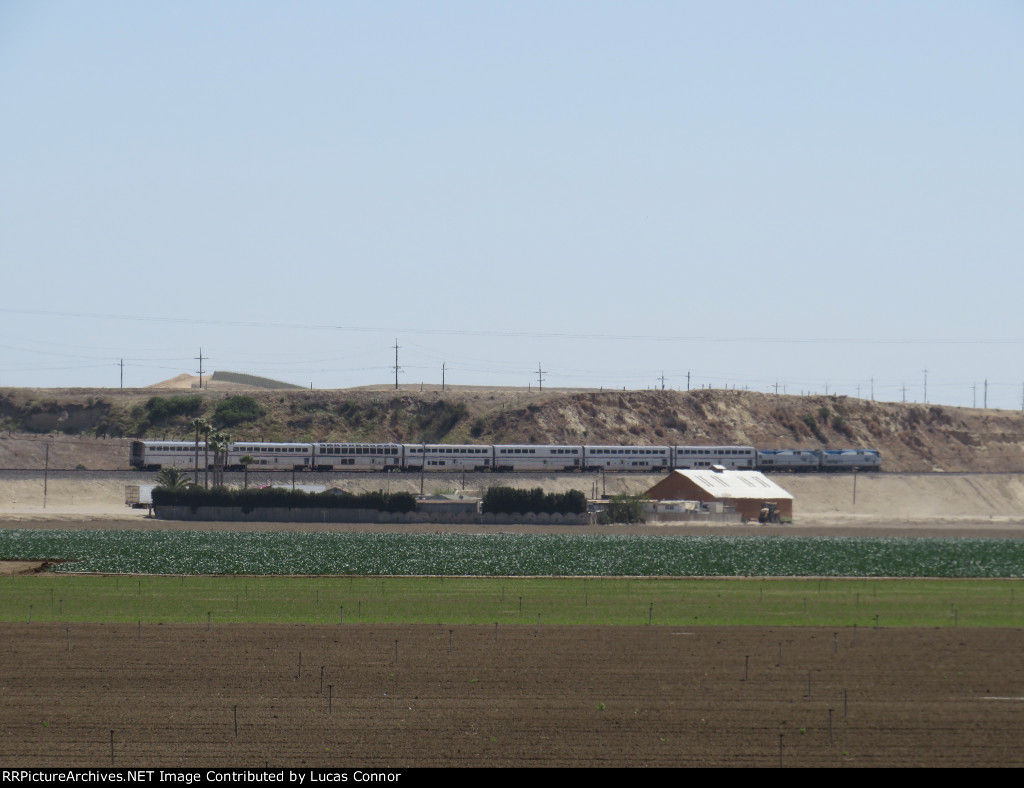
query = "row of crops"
(2, 529, 1024, 577)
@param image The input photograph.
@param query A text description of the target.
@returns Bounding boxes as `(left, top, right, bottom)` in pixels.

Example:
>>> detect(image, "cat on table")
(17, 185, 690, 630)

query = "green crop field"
(4, 529, 1024, 628)
(2, 575, 1023, 627)
(2, 529, 1024, 577)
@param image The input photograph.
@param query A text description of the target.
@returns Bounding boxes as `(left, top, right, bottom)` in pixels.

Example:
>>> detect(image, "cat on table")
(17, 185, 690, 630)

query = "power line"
(2, 307, 1022, 346)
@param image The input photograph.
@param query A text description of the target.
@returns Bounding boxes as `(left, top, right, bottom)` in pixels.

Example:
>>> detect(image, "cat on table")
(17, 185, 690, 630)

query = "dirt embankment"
(2, 471, 1024, 542)
(2, 386, 1024, 473)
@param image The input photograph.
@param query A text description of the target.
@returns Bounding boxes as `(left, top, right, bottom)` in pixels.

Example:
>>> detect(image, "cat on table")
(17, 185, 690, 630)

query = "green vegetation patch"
(213, 395, 264, 427)
(151, 486, 416, 512)
(1, 575, 1022, 627)
(144, 395, 204, 425)
(1, 531, 1023, 578)
(481, 486, 587, 515)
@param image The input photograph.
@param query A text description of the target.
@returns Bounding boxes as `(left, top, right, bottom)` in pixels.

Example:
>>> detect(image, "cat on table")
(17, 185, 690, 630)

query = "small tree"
(607, 493, 646, 524)
(155, 466, 195, 492)
(214, 395, 264, 427)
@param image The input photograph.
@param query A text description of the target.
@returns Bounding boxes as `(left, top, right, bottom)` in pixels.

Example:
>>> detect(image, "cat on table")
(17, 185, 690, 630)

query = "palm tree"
(202, 422, 212, 488)
(209, 430, 231, 487)
(240, 454, 256, 489)
(155, 466, 195, 491)
(190, 417, 208, 485)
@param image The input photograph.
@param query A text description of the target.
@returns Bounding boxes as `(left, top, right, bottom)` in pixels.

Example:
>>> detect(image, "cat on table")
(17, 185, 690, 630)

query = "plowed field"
(2, 623, 1023, 767)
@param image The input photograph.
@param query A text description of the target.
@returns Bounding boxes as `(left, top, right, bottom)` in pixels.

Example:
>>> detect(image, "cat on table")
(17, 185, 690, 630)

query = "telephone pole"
(536, 363, 546, 392)
(119, 359, 124, 389)
(442, 362, 446, 391)
(195, 348, 207, 389)
(393, 340, 401, 390)
(658, 372, 667, 391)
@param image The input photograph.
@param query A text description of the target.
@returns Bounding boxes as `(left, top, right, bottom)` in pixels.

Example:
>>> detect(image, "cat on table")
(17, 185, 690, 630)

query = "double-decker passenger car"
(583, 446, 671, 471)
(313, 443, 402, 471)
(402, 444, 494, 472)
(130, 440, 202, 471)
(226, 442, 313, 470)
(673, 445, 757, 470)
(492, 445, 583, 472)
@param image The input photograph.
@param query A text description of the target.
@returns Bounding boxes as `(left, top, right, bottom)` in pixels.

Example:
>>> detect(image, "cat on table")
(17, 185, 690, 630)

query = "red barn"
(645, 467, 794, 521)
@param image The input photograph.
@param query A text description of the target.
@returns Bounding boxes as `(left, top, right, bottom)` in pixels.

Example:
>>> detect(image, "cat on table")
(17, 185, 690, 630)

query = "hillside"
(0, 385, 1022, 472)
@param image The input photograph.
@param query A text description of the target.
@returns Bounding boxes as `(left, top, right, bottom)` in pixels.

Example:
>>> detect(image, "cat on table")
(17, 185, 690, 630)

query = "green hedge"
(481, 486, 587, 515)
(152, 486, 416, 513)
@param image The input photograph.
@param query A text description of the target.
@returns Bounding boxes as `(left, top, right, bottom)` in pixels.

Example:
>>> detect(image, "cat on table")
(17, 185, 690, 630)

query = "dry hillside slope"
(0, 386, 1022, 472)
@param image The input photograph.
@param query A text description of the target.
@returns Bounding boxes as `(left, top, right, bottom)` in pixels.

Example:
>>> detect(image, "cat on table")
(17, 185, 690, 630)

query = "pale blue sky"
(1, 1, 1021, 408)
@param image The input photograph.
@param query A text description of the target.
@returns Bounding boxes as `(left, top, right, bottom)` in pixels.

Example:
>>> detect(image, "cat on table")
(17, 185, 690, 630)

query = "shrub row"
(152, 486, 416, 513)
(481, 486, 587, 515)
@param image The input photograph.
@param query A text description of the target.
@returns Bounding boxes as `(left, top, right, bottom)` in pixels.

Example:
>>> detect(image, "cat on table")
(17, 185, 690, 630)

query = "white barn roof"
(662, 468, 793, 500)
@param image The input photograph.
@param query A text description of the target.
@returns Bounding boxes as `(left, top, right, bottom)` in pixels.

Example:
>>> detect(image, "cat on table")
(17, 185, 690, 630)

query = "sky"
(1, 1, 1022, 408)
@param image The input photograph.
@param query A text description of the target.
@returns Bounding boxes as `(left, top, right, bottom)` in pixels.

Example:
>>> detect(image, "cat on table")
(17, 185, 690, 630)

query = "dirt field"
(3, 474, 1024, 767)
(2, 623, 1022, 768)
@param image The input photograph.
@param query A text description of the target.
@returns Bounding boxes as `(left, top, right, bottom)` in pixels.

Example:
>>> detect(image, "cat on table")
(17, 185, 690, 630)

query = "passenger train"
(130, 440, 881, 473)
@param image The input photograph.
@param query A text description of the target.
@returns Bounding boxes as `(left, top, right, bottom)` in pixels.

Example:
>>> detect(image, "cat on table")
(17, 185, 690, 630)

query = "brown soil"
(2, 623, 1022, 767)
(4, 385, 1024, 472)
(0, 561, 50, 576)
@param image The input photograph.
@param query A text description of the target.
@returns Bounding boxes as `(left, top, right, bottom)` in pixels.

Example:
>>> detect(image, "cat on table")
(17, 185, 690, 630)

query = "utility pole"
(870, 377, 874, 401)
(537, 363, 546, 392)
(984, 379, 988, 409)
(195, 348, 207, 389)
(658, 372, 667, 391)
(687, 370, 691, 391)
(43, 442, 49, 509)
(393, 340, 401, 390)
(119, 359, 124, 389)
(972, 383, 977, 408)
(442, 363, 446, 392)
(923, 368, 928, 404)
(901, 383, 907, 403)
